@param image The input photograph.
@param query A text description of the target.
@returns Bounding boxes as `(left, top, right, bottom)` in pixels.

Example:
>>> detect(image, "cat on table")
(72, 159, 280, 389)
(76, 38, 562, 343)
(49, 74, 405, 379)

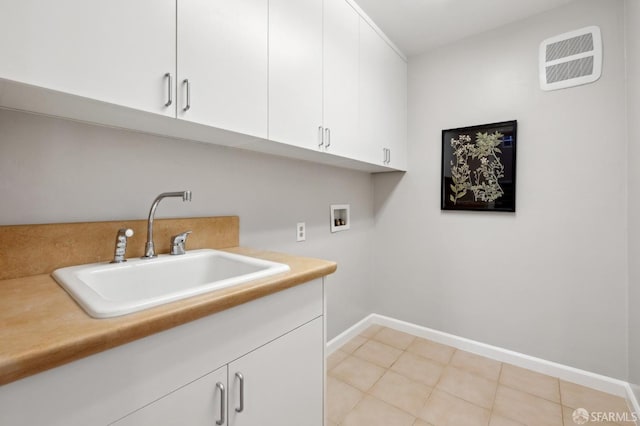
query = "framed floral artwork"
(441, 120, 517, 212)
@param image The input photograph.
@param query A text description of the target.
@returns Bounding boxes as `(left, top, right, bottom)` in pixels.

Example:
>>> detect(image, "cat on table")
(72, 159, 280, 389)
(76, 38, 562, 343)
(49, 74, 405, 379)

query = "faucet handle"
(170, 230, 192, 255)
(111, 228, 134, 263)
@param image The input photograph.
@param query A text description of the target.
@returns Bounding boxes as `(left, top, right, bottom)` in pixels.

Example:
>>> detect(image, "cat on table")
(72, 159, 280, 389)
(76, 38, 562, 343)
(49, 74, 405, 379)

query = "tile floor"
(327, 325, 635, 426)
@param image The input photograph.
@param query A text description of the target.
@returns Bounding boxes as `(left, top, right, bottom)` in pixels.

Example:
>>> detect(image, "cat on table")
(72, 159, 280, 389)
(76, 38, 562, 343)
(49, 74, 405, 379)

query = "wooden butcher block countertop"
(0, 247, 336, 386)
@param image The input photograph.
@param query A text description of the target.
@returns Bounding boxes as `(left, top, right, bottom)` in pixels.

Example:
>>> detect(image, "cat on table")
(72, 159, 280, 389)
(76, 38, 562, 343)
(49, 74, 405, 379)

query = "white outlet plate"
(296, 222, 306, 242)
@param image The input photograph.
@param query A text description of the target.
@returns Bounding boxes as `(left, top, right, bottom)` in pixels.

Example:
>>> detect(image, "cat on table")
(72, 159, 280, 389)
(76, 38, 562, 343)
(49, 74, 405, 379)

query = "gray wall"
(373, 0, 629, 378)
(626, 0, 640, 400)
(0, 108, 375, 340)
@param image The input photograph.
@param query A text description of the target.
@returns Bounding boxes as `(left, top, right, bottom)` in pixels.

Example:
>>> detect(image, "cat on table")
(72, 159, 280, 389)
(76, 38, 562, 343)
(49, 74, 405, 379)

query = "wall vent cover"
(539, 26, 602, 91)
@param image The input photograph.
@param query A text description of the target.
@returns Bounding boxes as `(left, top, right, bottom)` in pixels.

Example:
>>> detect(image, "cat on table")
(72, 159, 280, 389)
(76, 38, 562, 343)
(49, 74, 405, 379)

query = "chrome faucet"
(142, 191, 192, 259)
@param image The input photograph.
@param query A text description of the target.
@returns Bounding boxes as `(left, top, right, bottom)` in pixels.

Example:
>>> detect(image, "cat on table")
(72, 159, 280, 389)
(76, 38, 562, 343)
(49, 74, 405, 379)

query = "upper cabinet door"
(323, 0, 359, 159)
(177, 0, 268, 138)
(0, 0, 176, 117)
(386, 46, 408, 170)
(359, 19, 407, 169)
(268, 0, 323, 149)
(359, 19, 389, 165)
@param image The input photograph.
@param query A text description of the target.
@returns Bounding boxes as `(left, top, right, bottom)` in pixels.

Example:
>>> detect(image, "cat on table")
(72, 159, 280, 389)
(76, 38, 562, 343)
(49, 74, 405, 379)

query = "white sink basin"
(52, 249, 290, 318)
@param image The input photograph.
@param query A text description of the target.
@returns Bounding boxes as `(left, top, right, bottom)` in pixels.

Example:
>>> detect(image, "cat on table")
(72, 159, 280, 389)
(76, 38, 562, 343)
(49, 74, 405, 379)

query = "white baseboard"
(327, 313, 640, 414)
(326, 315, 375, 354)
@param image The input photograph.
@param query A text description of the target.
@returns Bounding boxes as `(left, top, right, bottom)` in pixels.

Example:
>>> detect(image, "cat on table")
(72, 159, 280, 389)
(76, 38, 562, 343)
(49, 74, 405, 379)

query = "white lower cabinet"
(0, 279, 324, 426)
(112, 366, 227, 425)
(228, 318, 323, 426)
(113, 318, 323, 426)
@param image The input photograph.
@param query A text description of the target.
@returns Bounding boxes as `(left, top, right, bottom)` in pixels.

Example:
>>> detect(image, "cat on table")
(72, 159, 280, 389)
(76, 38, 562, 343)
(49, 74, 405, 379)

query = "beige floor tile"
(369, 370, 432, 416)
(353, 339, 403, 368)
(327, 350, 349, 372)
(499, 364, 560, 403)
(436, 365, 497, 409)
(360, 324, 383, 338)
(493, 385, 563, 426)
(327, 329, 637, 426)
(330, 355, 386, 392)
(340, 335, 368, 354)
(326, 376, 364, 423)
(373, 327, 416, 350)
(406, 338, 455, 365)
(450, 350, 502, 381)
(560, 380, 632, 417)
(341, 395, 416, 426)
(418, 389, 491, 426)
(391, 352, 445, 387)
(488, 414, 525, 426)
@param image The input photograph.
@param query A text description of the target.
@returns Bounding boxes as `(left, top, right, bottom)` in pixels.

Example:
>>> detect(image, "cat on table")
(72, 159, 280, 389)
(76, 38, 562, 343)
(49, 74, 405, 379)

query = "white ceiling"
(354, 0, 576, 57)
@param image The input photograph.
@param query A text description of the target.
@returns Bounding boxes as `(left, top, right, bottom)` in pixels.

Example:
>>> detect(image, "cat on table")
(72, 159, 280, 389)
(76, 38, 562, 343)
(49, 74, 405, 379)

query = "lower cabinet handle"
(183, 79, 191, 112)
(325, 128, 331, 148)
(216, 382, 225, 425)
(235, 372, 245, 413)
(387, 148, 391, 164)
(383, 148, 387, 164)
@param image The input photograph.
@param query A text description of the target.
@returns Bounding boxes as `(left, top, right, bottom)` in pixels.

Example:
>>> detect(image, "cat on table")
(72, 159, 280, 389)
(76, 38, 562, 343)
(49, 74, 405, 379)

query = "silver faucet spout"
(142, 191, 192, 259)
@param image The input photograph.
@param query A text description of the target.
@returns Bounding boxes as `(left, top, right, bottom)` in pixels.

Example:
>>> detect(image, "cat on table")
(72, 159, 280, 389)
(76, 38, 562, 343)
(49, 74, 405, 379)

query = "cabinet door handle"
(325, 128, 331, 148)
(318, 126, 324, 148)
(235, 372, 245, 413)
(164, 73, 173, 107)
(215, 382, 225, 425)
(183, 79, 191, 112)
(383, 148, 390, 164)
(383, 148, 387, 164)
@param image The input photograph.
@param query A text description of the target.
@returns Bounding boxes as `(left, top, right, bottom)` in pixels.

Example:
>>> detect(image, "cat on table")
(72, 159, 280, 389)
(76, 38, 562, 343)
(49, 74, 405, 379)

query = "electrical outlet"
(296, 222, 306, 242)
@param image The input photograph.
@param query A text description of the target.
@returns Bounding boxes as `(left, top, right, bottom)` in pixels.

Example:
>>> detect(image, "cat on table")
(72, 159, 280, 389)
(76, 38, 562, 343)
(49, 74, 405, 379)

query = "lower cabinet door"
(228, 317, 324, 426)
(112, 365, 228, 426)
(112, 317, 323, 426)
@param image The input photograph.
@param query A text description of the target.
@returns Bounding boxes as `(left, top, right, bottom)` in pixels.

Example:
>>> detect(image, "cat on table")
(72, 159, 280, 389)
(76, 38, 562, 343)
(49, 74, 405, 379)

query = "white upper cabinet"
(385, 40, 408, 170)
(268, 0, 323, 149)
(359, 20, 387, 165)
(358, 18, 407, 170)
(177, 0, 268, 138)
(0, 0, 406, 172)
(322, 0, 360, 158)
(0, 0, 176, 117)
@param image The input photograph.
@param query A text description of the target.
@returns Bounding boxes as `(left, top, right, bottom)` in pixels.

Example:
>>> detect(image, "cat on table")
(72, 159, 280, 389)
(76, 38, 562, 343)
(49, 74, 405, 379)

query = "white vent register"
(539, 26, 602, 91)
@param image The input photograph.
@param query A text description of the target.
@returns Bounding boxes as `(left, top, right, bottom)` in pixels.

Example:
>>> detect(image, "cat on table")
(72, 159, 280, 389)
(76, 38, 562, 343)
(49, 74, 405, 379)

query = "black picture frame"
(441, 120, 517, 212)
